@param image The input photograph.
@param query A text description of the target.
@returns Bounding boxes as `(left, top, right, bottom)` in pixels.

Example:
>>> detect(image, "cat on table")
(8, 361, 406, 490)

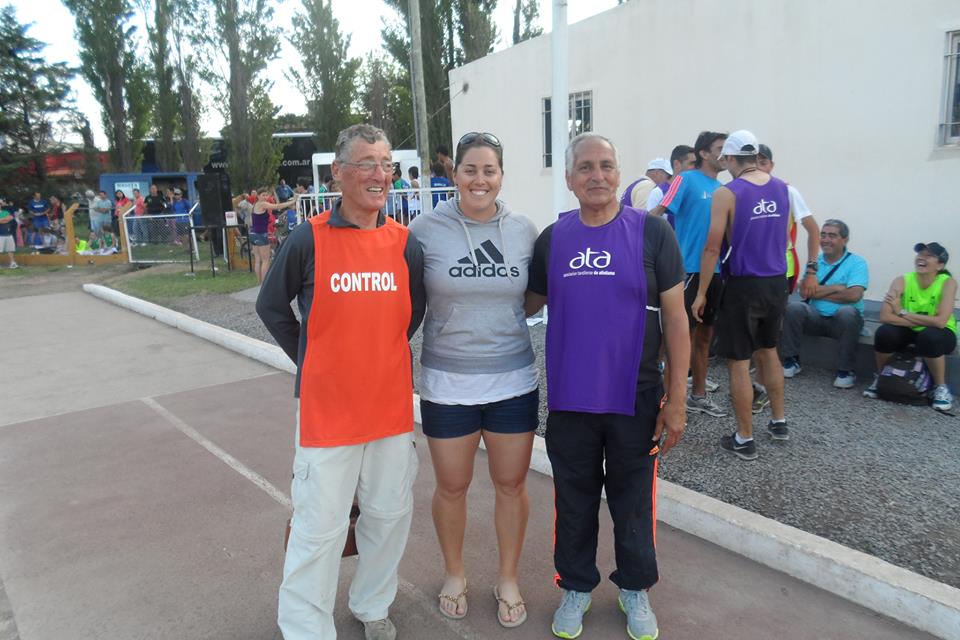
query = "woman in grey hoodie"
(408, 132, 538, 627)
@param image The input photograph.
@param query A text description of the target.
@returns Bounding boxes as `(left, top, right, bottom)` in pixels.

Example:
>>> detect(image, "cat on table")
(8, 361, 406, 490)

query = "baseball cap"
(646, 157, 672, 175)
(758, 144, 773, 160)
(173, 188, 183, 195)
(720, 130, 760, 156)
(913, 242, 949, 265)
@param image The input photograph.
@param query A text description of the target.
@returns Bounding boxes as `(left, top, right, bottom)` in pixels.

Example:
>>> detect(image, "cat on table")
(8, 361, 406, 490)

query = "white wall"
(448, 0, 960, 302)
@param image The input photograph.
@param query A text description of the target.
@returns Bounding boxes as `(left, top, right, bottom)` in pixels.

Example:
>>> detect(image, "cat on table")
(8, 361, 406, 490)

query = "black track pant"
(545, 386, 661, 593)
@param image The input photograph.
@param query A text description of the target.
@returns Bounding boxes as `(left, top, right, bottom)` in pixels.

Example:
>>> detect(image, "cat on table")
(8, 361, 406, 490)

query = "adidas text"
(448, 264, 521, 278)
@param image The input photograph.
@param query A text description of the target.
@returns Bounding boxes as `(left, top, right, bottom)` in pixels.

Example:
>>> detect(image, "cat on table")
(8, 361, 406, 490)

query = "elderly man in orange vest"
(257, 123, 426, 640)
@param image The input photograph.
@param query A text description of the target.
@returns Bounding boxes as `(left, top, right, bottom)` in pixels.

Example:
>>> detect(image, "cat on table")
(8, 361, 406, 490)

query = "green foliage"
(63, 0, 150, 172)
(382, 0, 453, 155)
(146, 0, 181, 171)
(512, 0, 543, 44)
(289, 0, 361, 150)
(380, 1, 500, 154)
(0, 5, 76, 190)
(247, 84, 285, 189)
(458, 1, 498, 63)
(169, 0, 209, 171)
(357, 54, 414, 149)
(71, 113, 104, 184)
(275, 113, 312, 132)
(195, 0, 281, 190)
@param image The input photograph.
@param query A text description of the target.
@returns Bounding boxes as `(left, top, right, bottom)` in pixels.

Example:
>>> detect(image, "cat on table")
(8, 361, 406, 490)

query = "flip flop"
(438, 579, 468, 620)
(493, 585, 527, 628)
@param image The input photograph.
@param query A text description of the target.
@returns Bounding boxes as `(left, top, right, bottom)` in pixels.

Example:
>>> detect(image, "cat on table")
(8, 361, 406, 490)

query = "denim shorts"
(249, 232, 269, 246)
(420, 388, 539, 439)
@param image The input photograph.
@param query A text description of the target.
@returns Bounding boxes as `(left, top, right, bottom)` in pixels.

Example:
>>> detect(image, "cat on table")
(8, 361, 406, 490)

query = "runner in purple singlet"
(525, 133, 689, 640)
(692, 130, 791, 461)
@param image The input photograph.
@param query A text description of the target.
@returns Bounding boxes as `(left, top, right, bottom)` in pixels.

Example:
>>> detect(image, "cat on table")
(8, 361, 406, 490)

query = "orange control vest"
(299, 212, 413, 447)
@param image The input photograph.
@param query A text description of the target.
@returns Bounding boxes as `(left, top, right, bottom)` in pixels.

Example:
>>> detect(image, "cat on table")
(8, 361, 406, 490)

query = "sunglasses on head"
(457, 132, 501, 148)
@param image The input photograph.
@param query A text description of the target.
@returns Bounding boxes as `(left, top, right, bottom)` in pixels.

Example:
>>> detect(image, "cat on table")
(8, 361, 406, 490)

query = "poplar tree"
(146, 0, 180, 171)
(290, 0, 361, 150)
(64, 0, 152, 171)
(512, 0, 543, 44)
(196, 0, 282, 189)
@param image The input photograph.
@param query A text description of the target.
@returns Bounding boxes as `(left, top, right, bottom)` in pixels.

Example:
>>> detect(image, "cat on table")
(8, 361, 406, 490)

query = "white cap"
(721, 130, 760, 156)
(646, 157, 672, 175)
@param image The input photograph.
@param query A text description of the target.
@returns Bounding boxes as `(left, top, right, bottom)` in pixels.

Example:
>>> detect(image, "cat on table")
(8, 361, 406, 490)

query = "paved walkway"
(0, 291, 936, 639)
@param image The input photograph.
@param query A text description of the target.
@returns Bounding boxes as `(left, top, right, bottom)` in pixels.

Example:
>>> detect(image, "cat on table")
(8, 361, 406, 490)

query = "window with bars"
(542, 91, 594, 167)
(941, 31, 960, 145)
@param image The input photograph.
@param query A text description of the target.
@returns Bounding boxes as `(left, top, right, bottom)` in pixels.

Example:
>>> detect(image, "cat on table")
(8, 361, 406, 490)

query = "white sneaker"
(783, 359, 802, 378)
(833, 371, 856, 389)
(863, 375, 879, 399)
(9, 262, 17, 269)
(933, 385, 953, 412)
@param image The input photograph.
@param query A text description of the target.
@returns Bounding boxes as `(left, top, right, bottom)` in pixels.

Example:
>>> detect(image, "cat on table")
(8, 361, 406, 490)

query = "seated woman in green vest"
(865, 242, 957, 411)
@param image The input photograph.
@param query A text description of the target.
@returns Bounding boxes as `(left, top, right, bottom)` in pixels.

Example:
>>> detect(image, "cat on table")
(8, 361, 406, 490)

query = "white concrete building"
(448, 0, 960, 302)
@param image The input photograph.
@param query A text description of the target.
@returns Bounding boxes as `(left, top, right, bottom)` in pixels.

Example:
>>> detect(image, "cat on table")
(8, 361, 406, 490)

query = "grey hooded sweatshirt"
(408, 198, 538, 374)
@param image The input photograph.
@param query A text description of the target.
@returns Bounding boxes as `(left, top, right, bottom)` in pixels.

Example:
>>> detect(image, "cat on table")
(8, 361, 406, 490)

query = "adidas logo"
(448, 239, 521, 278)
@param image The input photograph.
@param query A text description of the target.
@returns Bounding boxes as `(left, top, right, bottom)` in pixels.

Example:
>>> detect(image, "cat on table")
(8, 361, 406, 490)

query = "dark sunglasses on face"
(457, 131, 501, 148)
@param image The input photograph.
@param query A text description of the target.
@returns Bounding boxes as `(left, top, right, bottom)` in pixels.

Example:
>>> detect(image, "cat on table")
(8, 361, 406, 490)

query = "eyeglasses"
(458, 132, 501, 148)
(341, 160, 395, 175)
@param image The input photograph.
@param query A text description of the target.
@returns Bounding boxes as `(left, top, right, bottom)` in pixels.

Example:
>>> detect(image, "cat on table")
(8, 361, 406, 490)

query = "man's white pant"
(278, 419, 418, 640)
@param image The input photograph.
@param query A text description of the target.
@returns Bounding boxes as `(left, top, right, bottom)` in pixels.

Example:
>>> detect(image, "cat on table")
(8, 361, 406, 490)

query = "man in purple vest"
(692, 130, 791, 461)
(526, 133, 689, 640)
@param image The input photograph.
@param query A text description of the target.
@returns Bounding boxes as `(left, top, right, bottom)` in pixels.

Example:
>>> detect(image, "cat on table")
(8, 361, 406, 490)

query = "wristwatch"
(898, 309, 908, 317)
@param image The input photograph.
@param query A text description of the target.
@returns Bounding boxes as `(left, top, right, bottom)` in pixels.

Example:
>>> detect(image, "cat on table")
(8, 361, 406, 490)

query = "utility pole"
(409, 0, 431, 208)
(551, 0, 568, 219)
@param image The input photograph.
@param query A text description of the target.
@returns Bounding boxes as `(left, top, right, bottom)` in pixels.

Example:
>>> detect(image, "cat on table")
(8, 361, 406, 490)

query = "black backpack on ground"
(875, 352, 932, 406)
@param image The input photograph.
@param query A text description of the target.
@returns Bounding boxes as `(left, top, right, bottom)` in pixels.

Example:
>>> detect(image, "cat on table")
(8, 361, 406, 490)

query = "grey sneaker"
(552, 589, 591, 639)
(933, 385, 953, 412)
(363, 618, 396, 640)
(686, 394, 727, 417)
(752, 387, 770, 414)
(719, 433, 758, 460)
(618, 589, 659, 640)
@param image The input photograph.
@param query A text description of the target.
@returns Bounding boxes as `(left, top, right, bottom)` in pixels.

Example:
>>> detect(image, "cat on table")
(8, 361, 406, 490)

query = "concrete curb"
(85, 284, 960, 639)
(83, 284, 295, 376)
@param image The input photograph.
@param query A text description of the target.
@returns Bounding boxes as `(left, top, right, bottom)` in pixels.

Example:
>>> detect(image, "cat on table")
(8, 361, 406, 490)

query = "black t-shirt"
(528, 211, 685, 388)
(144, 194, 168, 214)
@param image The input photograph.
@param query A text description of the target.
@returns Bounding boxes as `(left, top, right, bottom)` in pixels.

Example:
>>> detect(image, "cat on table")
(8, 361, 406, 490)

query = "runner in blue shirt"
(649, 131, 728, 418)
(27, 191, 50, 246)
(170, 189, 192, 246)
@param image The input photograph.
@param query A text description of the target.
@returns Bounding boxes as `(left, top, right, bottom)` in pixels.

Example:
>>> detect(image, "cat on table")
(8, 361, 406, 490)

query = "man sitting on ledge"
(780, 219, 869, 389)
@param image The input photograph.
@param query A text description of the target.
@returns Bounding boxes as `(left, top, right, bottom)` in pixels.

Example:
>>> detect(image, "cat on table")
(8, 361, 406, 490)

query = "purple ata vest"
(619, 178, 648, 208)
(724, 176, 789, 277)
(546, 206, 649, 415)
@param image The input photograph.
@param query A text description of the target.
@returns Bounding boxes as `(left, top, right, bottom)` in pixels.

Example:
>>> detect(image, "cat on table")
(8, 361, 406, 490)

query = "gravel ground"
(160, 288, 960, 589)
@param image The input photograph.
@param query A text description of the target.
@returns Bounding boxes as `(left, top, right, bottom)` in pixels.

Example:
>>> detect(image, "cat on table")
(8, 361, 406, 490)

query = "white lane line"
(141, 397, 292, 511)
(0, 371, 286, 431)
(143, 397, 480, 640)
